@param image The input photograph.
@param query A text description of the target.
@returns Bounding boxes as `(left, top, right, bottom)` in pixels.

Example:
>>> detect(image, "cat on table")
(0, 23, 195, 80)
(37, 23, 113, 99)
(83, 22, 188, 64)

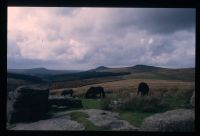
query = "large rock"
(83, 109, 138, 130)
(8, 85, 49, 123)
(140, 109, 194, 132)
(48, 96, 82, 108)
(9, 116, 84, 130)
(190, 91, 195, 107)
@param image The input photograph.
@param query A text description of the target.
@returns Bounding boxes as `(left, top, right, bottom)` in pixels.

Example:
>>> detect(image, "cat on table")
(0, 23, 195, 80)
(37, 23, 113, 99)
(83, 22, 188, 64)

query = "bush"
(119, 96, 168, 112)
(164, 88, 193, 109)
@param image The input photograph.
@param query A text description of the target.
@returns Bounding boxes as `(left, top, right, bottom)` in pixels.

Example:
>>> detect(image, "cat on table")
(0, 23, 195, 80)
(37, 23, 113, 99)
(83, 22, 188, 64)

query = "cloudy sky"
(8, 7, 195, 70)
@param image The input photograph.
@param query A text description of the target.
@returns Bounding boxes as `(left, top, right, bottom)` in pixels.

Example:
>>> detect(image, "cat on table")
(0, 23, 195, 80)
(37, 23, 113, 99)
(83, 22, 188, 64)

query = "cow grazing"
(137, 82, 149, 96)
(85, 86, 105, 99)
(61, 89, 73, 97)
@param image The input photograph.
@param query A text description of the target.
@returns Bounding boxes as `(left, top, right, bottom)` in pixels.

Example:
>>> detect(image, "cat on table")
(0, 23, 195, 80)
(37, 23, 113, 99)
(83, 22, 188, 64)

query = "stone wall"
(48, 96, 82, 108)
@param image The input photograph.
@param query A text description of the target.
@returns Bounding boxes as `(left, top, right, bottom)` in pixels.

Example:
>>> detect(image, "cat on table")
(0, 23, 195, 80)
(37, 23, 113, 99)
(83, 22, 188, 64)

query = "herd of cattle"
(61, 82, 150, 98)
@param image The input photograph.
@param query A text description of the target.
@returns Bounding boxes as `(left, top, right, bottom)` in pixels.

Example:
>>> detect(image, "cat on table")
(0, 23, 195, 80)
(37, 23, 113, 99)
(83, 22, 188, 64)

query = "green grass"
(82, 99, 103, 109)
(81, 88, 193, 128)
(118, 110, 156, 127)
(68, 111, 110, 131)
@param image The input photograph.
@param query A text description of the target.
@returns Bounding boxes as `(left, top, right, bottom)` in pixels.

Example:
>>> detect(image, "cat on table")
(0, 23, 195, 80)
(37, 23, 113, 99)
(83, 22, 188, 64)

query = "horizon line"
(7, 64, 195, 71)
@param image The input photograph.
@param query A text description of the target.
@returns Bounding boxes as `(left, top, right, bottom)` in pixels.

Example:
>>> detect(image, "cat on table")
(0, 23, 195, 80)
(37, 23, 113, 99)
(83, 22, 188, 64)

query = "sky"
(7, 7, 195, 70)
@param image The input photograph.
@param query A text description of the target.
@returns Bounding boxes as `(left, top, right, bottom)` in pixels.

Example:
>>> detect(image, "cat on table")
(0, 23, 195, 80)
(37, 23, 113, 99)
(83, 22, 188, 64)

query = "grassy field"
(68, 78, 194, 97)
(49, 78, 194, 128)
(17, 76, 191, 130)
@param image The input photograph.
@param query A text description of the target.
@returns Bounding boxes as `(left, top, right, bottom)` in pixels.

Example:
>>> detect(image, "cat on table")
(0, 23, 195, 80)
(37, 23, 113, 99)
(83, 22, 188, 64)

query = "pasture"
(49, 78, 194, 127)
(60, 78, 194, 97)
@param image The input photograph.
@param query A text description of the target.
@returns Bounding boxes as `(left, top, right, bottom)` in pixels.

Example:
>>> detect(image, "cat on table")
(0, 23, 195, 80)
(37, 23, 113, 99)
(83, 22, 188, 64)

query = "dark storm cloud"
(107, 8, 195, 34)
(137, 8, 195, 34)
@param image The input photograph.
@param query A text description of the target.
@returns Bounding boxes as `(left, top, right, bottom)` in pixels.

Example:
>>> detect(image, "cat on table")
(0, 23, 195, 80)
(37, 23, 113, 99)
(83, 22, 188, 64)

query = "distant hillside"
(49, 71, 130, 82)
(7, 73, 46, 83)
(88, 65, 195, 81)
(7, 65, 195, 83)
(90, 66, 109, 71)
(130, 64, 165, 72)
(90, 65, 165, 73)
(8, 67, 81, 77)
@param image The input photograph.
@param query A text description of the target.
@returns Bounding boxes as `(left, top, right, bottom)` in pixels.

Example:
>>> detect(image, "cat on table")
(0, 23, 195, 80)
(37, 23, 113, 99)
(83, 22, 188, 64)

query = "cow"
(137, 82, 149, 96)
(61, 89, 73, 97)
(85, 86, 105, 99)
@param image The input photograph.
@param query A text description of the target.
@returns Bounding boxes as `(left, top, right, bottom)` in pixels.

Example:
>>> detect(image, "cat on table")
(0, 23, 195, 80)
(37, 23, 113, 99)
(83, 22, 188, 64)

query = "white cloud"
(148, 38, 153, 44)
(8, 7, 195, 69)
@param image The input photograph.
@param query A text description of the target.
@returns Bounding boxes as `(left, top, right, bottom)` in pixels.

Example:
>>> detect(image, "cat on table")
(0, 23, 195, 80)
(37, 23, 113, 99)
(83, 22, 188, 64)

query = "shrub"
(164, 88, 193, 109)
(119, 95, 168, 112)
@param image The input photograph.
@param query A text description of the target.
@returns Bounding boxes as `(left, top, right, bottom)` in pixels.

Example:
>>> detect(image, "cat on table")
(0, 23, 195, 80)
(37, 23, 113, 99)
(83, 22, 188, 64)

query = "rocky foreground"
(8, 108, 194, 131)
(9, 109, 138, 130)
(7, 86, 195, 131)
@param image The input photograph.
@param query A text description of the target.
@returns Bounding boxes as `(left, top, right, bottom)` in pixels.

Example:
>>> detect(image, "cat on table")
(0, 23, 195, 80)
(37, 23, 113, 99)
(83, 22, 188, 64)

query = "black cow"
(61, 89, 73, 97)
(137, 82, 149, 96)
(85, 86, 105, 99)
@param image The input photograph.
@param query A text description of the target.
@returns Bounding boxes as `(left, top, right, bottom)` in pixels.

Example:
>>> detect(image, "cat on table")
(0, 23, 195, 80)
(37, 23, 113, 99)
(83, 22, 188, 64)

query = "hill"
(7, 73, 48, 92)
(90, 66, 110, 71)
(91, 65, 165, 73)
(8, 67, 81, 77)
(8, 65, 195, 84)
(49, 71, 130, 82)
(129, 65, 194, 81)
(86, 65, 194, 81)
(7, 73, 46, 83)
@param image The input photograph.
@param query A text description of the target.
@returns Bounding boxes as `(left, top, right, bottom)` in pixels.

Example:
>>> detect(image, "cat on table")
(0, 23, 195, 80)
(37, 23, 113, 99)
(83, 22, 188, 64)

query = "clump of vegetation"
(120, 95, 168, 112)
(100, 87, 193, 112)
(164, 88, 193, 109)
